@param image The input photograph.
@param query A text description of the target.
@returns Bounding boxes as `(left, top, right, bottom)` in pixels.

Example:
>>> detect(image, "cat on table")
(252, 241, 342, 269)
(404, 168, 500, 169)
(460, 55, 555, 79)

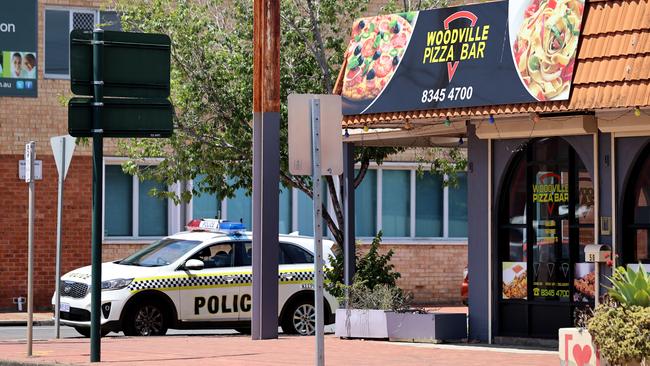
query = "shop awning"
(336, 0, 650, 130)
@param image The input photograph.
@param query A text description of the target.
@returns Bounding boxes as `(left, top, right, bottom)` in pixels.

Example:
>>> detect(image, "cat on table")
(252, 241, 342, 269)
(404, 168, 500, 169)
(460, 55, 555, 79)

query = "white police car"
(53, 219, 338, 337)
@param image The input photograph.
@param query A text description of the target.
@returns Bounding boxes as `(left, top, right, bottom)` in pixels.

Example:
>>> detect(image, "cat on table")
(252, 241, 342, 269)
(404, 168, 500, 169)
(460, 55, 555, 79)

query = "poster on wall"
(574, 262, 595, 302)
(341, 0, 585, 115)
(0, 0, 38, 98)
(502, 262, 527, 299)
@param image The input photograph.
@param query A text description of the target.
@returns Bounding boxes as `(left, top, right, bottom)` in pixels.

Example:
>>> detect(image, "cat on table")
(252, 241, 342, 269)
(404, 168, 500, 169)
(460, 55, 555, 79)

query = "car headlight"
(101, 278, 133, 291)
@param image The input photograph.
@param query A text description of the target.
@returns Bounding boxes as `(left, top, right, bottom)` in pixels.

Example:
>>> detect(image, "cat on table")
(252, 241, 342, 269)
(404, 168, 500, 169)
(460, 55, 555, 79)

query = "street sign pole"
(90, 28, 104, 363)
(310, 99, 325, 366)
(54, 137, 65, 339)
(25, 141, 35, 357)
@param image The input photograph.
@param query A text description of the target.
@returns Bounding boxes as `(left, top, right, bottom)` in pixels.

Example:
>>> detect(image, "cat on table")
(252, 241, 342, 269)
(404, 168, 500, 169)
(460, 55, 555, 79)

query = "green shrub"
(345, 281, 412, 311)
(587, 301, 650, 365)
(325, 231, 401, 299)
(608, 265, 650, 307)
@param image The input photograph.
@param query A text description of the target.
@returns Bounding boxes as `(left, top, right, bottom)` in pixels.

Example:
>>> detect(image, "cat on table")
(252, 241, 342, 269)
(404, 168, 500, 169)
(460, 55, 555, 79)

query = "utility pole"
(251, 0, 281, 340)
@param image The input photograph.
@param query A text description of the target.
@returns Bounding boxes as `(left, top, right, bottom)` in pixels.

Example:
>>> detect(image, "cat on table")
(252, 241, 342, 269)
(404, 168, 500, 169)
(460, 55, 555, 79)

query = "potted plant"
(331, 232, 467, 343)
(587, 266, 650, 366)
(559, 265, 650, 366)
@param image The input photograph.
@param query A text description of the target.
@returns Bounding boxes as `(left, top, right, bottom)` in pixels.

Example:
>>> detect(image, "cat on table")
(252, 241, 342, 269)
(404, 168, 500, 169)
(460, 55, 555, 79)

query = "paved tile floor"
(0, 334, 557, 366)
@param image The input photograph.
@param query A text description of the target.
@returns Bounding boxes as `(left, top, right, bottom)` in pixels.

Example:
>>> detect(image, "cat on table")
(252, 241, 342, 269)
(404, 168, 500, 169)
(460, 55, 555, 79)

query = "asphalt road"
(0, 325, 336, 341)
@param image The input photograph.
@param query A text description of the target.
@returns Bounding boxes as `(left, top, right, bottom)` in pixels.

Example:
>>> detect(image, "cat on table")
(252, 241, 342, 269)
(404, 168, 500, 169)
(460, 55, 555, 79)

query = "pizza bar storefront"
(337, 0, 650, 341)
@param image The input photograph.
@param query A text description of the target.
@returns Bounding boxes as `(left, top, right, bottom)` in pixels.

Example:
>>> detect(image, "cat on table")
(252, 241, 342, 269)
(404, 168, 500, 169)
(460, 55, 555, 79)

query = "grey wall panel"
(467, 124, 489, 341)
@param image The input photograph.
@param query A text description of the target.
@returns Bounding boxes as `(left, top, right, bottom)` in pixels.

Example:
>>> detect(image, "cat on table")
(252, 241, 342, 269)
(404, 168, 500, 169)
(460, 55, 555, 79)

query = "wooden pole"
(252, 0, 281, 340)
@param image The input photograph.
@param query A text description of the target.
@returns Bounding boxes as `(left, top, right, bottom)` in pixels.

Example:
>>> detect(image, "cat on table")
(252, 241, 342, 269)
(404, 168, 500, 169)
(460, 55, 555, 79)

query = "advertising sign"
(502, 262, 527, 299)
(0, 0, 37, 97)
(341, 0, 585, 115)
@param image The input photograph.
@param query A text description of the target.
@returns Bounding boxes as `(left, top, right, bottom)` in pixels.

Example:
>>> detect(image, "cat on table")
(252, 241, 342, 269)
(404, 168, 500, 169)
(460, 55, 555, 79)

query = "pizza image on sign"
(342, 12, 417, 102)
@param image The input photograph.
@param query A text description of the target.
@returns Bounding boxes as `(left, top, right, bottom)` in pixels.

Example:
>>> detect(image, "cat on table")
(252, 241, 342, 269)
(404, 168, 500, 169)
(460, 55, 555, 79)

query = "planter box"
(335, 309, 467, 343)
(335, 309, 389, 339)
(386, 312, 466, 343)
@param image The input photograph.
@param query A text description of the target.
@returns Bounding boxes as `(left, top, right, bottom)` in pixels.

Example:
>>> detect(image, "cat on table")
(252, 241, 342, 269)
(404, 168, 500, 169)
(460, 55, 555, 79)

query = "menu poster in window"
(533, 261, 570, 299)
(0, 0, 37, 97)
(574, 262, 595, 302)
(503, 262, 527, 299)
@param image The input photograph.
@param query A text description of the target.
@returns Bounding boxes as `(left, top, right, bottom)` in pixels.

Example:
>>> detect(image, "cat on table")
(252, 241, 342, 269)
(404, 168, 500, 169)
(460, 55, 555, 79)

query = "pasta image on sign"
(509, 0, 584, 101)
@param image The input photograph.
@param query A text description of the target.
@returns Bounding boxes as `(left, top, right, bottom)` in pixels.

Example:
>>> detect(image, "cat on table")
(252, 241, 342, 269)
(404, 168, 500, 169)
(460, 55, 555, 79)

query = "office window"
(416, 172, 444, 237)
(139, 179, 168, 236)
(297, 186, 328, 237)
(449, 173, 468, 237)
(45, 8, 120, 78)
(192, 175, 219, 219)
(105, 166, 132, 236)
(382, 170, 410, 237)
(279, 185, 292, 234)
(226, 188, 252, 228)
(104, 164, 169, 238)
(355, 169, 377, 237)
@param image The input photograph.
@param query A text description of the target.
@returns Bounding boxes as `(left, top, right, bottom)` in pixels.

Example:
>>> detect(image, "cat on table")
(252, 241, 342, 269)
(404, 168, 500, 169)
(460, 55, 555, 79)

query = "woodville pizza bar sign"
(340, 0, 586, 115)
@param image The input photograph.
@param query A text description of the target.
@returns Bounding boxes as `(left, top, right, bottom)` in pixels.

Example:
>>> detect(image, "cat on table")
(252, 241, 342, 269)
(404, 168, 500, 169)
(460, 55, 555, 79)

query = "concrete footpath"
(0, 334, 558, 366)
(0, 313, 53, 327)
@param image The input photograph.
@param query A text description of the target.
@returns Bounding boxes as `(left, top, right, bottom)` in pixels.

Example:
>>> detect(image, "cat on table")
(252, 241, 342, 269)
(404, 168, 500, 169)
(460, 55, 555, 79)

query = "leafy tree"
(112, 0, 447, 245)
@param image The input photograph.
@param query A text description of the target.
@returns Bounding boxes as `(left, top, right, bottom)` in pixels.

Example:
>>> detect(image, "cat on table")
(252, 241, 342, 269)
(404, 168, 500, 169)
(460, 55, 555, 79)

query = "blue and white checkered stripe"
(128, 273, 251, 292)
(128, 270, 314, 292)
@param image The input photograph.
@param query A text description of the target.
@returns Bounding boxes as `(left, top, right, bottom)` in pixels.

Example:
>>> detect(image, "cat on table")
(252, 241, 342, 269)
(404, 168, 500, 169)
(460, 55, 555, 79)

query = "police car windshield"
(120, 239, 202, 267)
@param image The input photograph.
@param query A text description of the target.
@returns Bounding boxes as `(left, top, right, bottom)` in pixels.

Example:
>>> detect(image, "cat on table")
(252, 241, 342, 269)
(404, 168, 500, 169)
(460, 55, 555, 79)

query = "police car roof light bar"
(186, 219, 245, 234)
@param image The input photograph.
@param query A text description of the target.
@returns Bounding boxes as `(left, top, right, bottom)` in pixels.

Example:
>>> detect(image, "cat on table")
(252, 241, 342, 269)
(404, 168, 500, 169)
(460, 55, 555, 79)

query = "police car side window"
(280, 243, 314, 264)
(194, 243, 234, 269)
(239, 242, 313, 265)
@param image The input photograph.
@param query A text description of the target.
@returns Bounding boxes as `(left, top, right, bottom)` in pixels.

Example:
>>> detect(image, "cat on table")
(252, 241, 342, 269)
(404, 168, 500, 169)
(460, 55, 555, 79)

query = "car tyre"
(122, 301, 168, 336)
(74, 327, 109, 338)
(282, 297, 316, 336)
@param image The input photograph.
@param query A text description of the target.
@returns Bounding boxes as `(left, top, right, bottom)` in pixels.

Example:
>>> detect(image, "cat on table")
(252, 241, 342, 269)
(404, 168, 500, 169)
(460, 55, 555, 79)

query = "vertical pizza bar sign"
(341, 0, 585, 115)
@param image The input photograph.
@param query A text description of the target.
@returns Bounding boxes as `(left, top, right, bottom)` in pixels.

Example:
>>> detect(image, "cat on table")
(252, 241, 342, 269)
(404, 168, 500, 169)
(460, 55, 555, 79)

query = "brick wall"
(102, 243, 150, 262)
(101, 242, 468, 305)
(0, 155, 92, 311)
(357, 243, 468, 305)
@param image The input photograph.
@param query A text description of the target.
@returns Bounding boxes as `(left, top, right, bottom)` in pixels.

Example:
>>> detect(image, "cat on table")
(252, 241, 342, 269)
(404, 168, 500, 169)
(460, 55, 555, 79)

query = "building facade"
(340, 0, 650, 342)
(0, 0, 467, 311)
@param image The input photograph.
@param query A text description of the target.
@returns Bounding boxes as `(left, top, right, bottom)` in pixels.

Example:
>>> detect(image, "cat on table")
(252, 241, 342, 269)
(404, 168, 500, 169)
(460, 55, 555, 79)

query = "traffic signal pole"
(90, 28, 104, 362)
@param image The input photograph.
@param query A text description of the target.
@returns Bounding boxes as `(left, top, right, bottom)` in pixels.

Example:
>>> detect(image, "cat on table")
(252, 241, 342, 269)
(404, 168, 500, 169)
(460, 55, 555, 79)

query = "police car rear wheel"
(284, 301, 316, 336)
(124, 303, 168, 336)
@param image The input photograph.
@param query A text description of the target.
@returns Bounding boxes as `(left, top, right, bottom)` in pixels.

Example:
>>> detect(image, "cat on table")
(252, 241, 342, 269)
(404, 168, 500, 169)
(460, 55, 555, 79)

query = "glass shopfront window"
(497, 138, 595, 338)
(623, 144, 650, 263)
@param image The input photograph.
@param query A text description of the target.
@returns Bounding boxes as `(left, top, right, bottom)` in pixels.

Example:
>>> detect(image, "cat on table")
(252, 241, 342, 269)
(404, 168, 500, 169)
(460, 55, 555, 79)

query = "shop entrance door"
(497, 138, 595, 338)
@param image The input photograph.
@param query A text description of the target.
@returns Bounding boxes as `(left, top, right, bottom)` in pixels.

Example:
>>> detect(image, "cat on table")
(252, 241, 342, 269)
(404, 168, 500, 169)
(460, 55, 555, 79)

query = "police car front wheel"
(123, 302, 168, 336)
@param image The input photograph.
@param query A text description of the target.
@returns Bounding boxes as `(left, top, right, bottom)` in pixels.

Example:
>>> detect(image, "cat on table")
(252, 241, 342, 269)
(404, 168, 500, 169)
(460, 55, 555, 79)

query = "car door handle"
(223, 276, 235, 282)
(281, 274, 294, 280)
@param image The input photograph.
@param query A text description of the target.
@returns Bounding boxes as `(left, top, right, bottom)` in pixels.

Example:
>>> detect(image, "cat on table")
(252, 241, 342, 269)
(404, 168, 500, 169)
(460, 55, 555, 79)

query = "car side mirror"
(184, 259, 204, 270)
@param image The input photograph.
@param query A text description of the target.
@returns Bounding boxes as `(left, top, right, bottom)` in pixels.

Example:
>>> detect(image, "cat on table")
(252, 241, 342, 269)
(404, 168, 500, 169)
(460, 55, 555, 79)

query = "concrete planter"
(335, 309, 467, 343)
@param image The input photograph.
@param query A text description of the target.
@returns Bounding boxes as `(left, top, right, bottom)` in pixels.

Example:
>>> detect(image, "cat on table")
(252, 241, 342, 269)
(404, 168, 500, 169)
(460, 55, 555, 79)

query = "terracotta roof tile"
(341, 0, 650, 127)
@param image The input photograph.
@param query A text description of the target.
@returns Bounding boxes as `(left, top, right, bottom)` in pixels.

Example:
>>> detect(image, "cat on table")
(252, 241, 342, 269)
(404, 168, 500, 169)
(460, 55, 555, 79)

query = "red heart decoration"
(572, 344, 592, 366)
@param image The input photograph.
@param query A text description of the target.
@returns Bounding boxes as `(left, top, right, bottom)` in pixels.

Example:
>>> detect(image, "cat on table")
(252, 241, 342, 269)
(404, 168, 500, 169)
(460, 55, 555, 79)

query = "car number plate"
(60, 303, 70, 312)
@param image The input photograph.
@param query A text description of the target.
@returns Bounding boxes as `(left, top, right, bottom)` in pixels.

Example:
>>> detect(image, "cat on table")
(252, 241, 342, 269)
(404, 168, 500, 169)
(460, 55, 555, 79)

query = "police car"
(53, 219, 338, 337)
